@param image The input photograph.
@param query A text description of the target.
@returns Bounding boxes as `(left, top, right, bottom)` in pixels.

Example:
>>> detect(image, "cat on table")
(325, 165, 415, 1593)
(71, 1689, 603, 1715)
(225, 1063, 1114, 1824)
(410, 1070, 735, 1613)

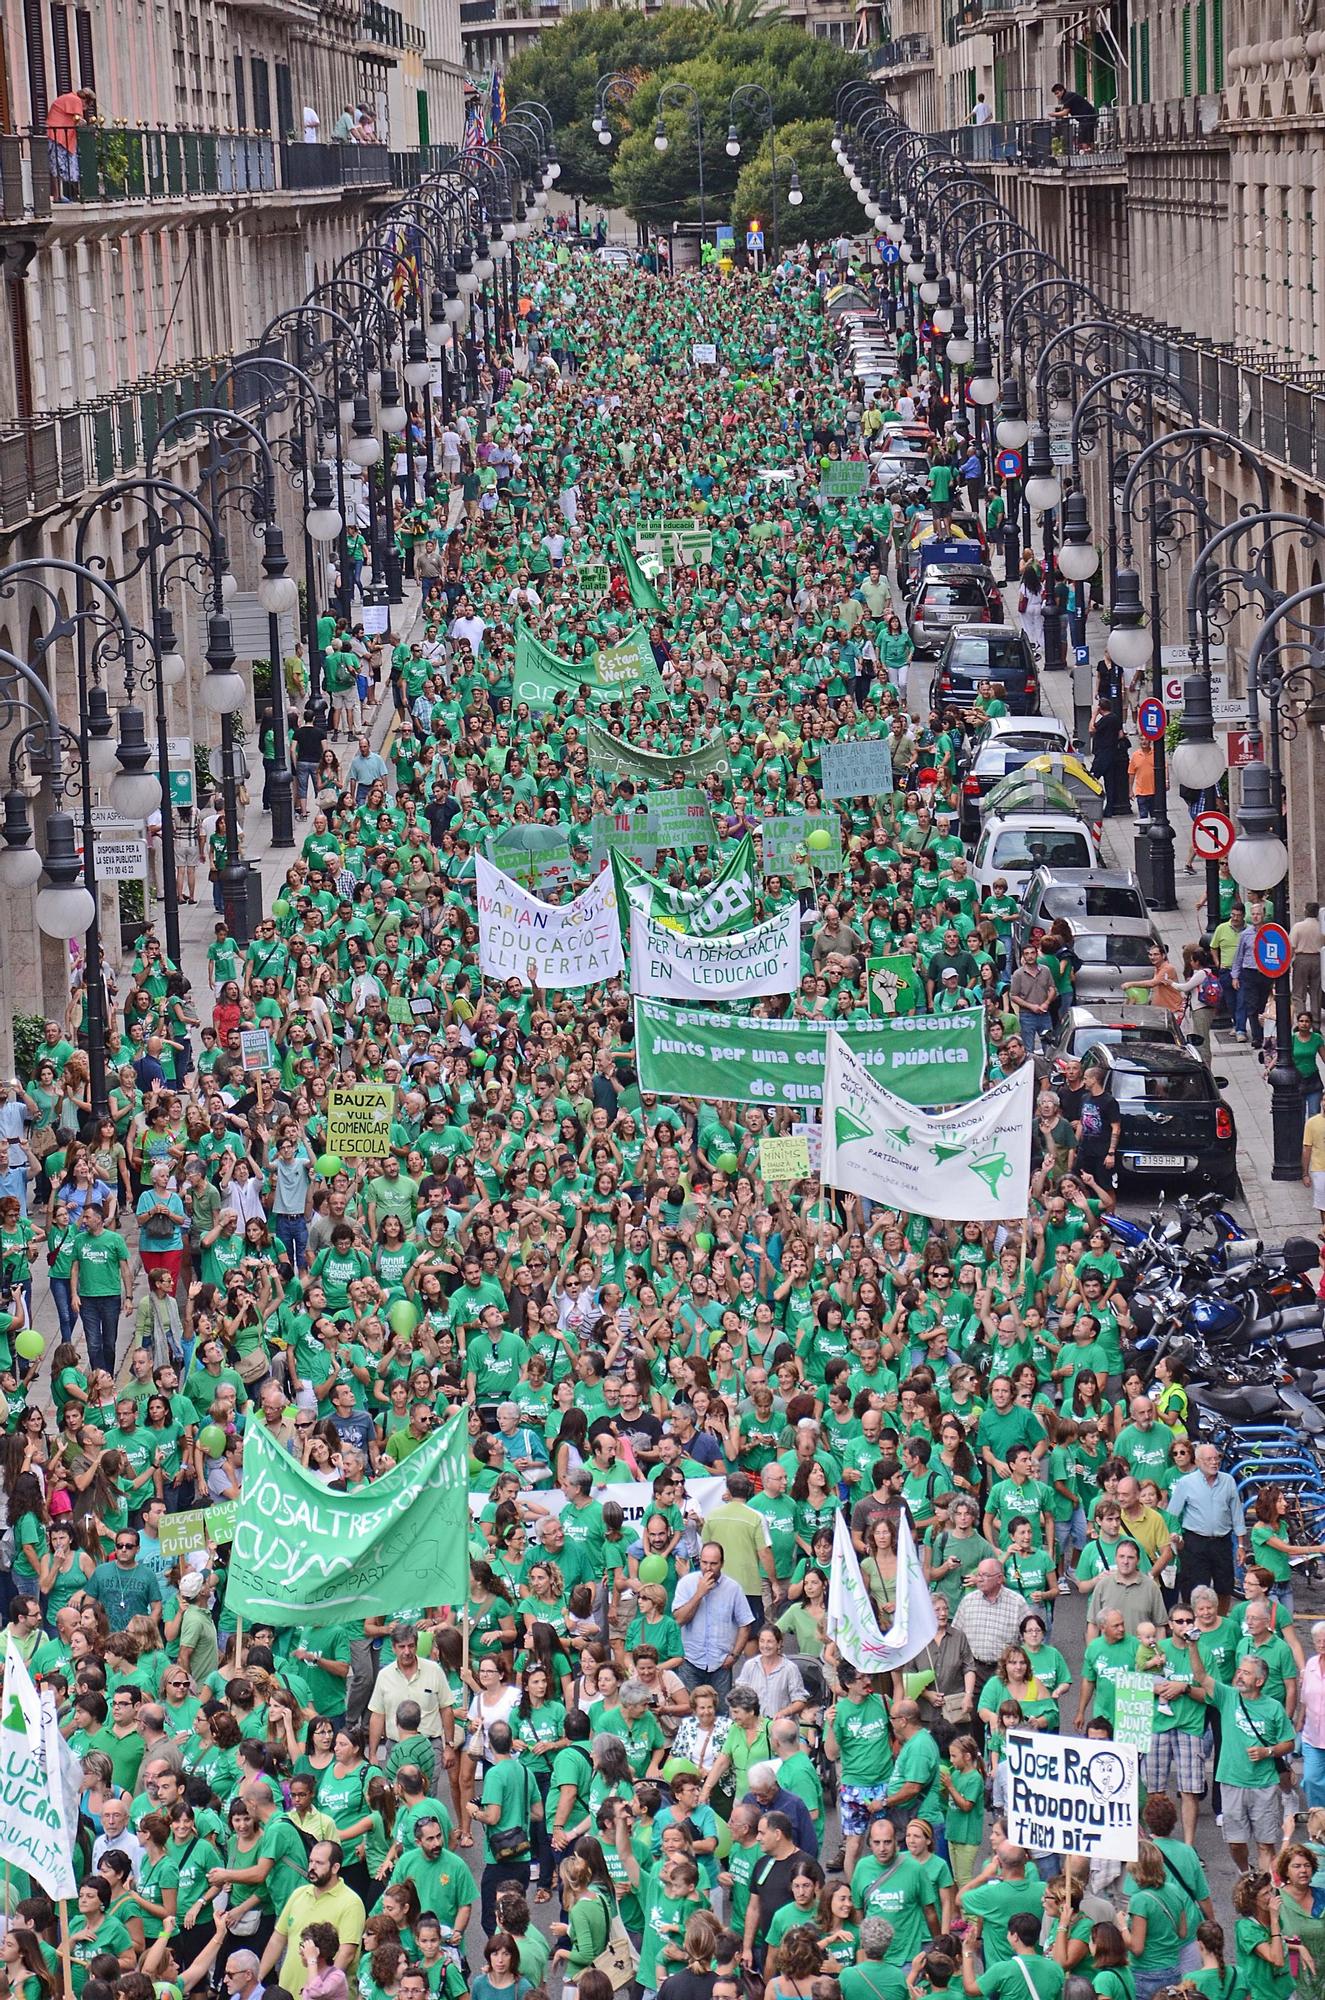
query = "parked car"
(1013, 867, 1150, 956)
(958, 719, 1074, 840)
(1078, 1039, 1238, 1193)
(972, 811, 1098, 895)
(1057, 918, 1164, 1005)
(907, 566, 1002, 656)
(980, 756, 1104, 836)
(936, 624, 1040, 715)
(1051, 1003, 1189, 1059)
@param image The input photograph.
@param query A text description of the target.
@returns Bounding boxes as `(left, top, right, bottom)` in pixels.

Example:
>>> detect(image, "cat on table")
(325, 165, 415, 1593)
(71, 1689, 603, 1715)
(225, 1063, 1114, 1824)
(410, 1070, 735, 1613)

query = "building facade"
(0, 0, 462, 1056)
(867, 0, 1325, 895)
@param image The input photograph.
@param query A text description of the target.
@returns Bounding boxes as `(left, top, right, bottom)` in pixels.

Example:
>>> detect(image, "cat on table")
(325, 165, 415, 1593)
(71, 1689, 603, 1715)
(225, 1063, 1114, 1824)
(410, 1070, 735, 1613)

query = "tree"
(684, 0, 787, 26)
(730, 118, 861, 247)
(503, 9, 863, 208)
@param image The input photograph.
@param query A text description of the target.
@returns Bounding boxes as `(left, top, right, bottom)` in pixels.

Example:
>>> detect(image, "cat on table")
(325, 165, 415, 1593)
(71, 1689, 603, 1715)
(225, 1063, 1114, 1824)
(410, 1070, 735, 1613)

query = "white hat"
(179, 1572, 206, 1600)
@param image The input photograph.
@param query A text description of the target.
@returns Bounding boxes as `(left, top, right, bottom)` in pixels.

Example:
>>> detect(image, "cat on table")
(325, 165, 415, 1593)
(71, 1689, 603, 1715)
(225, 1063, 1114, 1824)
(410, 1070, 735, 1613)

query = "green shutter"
(417, 89, 430, 149)
(1181, 6, 1192, 94)
(1074, 42, 1088, 94)
(1212, 0, 1225, 86)
(1196, 1, 1208, 91)
(1141, 21, 1151, 98)
(1129, 24, 1137, 102)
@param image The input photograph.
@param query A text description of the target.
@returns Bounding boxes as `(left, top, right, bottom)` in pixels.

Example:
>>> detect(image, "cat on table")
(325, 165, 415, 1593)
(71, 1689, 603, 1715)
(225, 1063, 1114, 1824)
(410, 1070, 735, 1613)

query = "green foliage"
(12, 1014, 44, 1083)
(730, 118, 861, 244)
(504, 9, 863, 210)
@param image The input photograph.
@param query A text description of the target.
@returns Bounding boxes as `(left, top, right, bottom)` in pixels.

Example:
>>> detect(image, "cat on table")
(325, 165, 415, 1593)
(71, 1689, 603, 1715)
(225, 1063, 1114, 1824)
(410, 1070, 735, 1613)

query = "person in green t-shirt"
(69, 1205, 133, 1375)
(959, 1912, 1065, 2000)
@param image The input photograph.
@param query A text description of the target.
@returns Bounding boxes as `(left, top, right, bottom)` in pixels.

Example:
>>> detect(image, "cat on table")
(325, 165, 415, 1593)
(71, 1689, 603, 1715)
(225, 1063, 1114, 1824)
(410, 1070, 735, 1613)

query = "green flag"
(588, 717, 730, 788)
(613, 523, 664, 614)
(513, 622, 661, 710)
(226, 1415, 469, 1626)
(611, 835, 757, 936)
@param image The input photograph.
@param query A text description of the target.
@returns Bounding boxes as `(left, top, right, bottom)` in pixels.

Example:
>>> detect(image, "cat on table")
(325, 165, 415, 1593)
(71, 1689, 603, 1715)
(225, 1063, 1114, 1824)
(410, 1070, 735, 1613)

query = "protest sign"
(589, 813, 658, 870)
(761, 814, 844, 882)
(578, 563, 610, 597)
(868, 954, 927, 1016)
(634, 518, 715, 567)
(588, 718, 730, 789)
(820, 460, 870, 498)
(692, 343, 718, 365)
(476, 855, 624, 989)
(1113, 1673, 1156, 1751)
(326, 1083, 395, 1160)
(0, 1645, 77, 1899)
(158, 1501, 238, 1561)
(760, 1134, 811, 1183)
(612, 835, 757, 937)
(792, 1119, 822, 1175)
(1004, 1730, 1140, 1860)
(239, 1028, 274, 1072)
(820, 736, 895, 800)
(228, 1416, 469, 1626)
(630, 903, 800, 1001)
(513, 621, 661, 710)
(485, 825, 577, 896)
(634, 999, 986, 1110)
(647, 789, 719, 850)
(822, 1030, 1033, 1219)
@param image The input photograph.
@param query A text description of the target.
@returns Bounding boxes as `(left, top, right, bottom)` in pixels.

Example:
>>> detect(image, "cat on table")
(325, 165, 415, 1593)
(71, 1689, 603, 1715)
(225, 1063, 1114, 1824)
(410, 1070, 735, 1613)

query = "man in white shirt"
(972, 94, 994, 125)
(302, 105, 320, 141)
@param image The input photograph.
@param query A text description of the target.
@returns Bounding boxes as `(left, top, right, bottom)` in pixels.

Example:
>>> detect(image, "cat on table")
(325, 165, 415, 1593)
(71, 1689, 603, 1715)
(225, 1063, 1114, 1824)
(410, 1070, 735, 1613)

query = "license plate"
(1126, 1152, 1188, 1169)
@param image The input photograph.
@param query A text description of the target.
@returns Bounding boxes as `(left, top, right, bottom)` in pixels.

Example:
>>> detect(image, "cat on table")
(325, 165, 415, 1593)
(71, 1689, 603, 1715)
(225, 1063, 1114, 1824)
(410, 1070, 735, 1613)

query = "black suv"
(1080, 1040, 1238, 1194)
(935, 624, 1040, 715)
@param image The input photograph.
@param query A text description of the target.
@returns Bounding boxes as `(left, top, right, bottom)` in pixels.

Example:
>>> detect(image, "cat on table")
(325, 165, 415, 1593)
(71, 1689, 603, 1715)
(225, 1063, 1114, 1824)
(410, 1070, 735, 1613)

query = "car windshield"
(1070, 1024, 1176, 1049)
(991, 831, 1093, 870)
(924, 582, 986, 605)
(1071, 936, 1154, 965)
(950, 640, 1024, 672)
(1109, 1068, 1212, 1104)
(1047, 886, 1146, 920)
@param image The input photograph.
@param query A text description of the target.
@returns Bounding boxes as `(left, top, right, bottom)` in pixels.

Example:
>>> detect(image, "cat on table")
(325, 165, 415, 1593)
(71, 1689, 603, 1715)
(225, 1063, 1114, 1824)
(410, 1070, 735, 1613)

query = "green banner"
(820, 460, 870, 498)
(613, 523, 664, 614)
(761, 814, 844, 883)
(612, 835, 757, 936)
(513, 622, 662, 711)
(588, 717, 730, 789)
(226, 1414, 469, 1627)
(633, 999, 986, 1110)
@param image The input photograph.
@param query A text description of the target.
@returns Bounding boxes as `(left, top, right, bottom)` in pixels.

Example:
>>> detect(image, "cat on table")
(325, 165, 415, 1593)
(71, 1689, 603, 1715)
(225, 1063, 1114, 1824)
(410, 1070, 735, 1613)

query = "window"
(74, 6, 94, 88)
(233, 51, 246, 128)
(1211, 0, 1224, 87)
(250, 55, 271, 131)
(1139, 21, 1150, 100)
(49, 1, 72, 93)
(990, 831, 1092, 871)
(1181, 6, 1192, 95)
(1196, 0, 1207, 93)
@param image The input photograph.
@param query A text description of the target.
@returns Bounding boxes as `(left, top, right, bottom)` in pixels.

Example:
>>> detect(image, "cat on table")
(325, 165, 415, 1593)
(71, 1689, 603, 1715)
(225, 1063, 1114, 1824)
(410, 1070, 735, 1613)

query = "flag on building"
(0, 1642, 78, 1899)
(462, 95, 487, 154)
(826, 1511, 938, 1674)
(490, 68, 506, 130)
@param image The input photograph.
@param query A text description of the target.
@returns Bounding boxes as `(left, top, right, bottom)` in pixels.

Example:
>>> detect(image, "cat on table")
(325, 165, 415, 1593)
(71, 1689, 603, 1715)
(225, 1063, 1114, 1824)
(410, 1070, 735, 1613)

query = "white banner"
(821, 1029, 1033, 1219)
(1004, 1730, 1140, 1860)
(630, 903, 800, 1001)
(476, 855, 624, 990)
(468, 1474, 725, 1530)
(826, 1511, 937, 1674)
(0, 1643, 77, 1898)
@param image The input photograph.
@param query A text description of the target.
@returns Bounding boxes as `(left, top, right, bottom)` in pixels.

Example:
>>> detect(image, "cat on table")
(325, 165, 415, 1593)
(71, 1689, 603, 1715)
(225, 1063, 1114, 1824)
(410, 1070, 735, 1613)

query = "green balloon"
(805, 827, 833, 853)
(272, 899, 290, 919)
(198, 1424, 227, 1458)
(388, 1299, 419, 1338)
(638, 1555, 669, 1585)
(14, 1329, 43, 1362)
(694, 1231, 714, 1253)
(714, 1818, 733, 1860)
(471, 1049, 490, 1070)
(715, 1151, 740, 1175)
(315, 1153, 343, 1178)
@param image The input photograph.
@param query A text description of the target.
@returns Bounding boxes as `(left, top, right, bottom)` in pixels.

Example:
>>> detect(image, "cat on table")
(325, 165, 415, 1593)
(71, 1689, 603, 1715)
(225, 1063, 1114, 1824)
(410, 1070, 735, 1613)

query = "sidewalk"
(1031, 618, 1318, 1246)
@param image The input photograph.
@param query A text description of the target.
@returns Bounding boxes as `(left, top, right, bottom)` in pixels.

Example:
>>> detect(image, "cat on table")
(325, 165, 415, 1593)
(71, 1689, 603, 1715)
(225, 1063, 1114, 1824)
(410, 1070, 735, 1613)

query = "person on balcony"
(47, 84, 96, 198)
(1051, 81, 1098, 148)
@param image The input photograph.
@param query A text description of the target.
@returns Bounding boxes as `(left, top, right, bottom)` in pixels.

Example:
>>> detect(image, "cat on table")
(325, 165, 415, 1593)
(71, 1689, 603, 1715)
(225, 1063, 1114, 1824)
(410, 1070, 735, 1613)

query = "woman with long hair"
(513, 1659, 567, 1901)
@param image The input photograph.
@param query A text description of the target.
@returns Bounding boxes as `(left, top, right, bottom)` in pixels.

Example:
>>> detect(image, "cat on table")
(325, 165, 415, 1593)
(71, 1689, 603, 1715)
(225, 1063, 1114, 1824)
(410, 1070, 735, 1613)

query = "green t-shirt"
(977, 1958, 1065, 2000)
(1209, 1678, 1291, 1788)
(73, 1229, 131, 1295)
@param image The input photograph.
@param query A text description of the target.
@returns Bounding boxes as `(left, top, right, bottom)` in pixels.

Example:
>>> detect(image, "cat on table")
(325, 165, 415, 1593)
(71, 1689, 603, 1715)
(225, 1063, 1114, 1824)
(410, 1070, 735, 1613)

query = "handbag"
(592, 1899, 638, 1993)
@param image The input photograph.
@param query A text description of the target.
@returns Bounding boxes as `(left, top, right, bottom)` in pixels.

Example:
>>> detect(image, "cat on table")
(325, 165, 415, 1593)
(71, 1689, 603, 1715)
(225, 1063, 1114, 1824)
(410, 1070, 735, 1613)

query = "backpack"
(1197, 971, 1222, 1009)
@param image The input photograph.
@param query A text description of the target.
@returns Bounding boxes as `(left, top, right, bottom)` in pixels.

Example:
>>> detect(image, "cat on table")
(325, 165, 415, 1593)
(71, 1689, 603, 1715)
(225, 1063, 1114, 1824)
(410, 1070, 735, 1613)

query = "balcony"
(0, 127, 403, 223)
(359, 0, 427, 51)
(945, 0, 1098, 29)
(939, 111, 1125, 170)
(871, 32, 934, 72)
(1117, 319, 1325, 485)
(0, 360, 225, 536)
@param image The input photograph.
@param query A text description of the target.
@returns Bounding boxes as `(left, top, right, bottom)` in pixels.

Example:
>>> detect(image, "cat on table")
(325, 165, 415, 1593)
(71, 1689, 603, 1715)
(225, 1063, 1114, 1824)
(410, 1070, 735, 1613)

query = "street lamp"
(726, 124, 741, 158)
(35, 814, 96, 941)
(109, 708, 161, 820)
(1170, 672, 1228, 792)
(1058, 491, 1100, 582)
(1024, 429, 1062, 514)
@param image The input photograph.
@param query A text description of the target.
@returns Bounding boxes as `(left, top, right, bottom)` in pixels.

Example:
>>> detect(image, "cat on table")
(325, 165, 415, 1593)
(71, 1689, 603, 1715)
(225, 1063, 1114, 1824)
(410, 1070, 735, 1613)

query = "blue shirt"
(1168, 1467, 1245, 1538)
(672, 1570, 754, 1672)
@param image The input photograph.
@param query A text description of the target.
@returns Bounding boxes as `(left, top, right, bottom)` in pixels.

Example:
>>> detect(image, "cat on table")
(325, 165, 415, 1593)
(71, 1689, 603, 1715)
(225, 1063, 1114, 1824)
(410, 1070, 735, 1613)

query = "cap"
(179, 1572, 206, 1599)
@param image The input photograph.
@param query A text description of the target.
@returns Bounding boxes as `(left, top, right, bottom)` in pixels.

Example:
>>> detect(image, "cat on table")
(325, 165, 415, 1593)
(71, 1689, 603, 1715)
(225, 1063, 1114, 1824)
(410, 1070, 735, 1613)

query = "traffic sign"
(1138, 698, 1167, 741)
(168, 768, 195, 809)
(1074, 645, 1091, 666)
(995, 449, 1022, 478)
(1191, 808, 1235, 862)
(1252, 922, 1292, 979)
(745, 229, 764, 252)
(1225, 730, 1260, 769)
(1048, 423, 1073, 467)
(880, 243, 900, 265)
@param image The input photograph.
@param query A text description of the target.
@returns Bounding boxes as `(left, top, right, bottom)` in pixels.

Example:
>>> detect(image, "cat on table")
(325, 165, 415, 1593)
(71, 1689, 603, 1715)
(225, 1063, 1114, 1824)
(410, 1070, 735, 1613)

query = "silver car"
(1060, 918, 1165, 1005)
